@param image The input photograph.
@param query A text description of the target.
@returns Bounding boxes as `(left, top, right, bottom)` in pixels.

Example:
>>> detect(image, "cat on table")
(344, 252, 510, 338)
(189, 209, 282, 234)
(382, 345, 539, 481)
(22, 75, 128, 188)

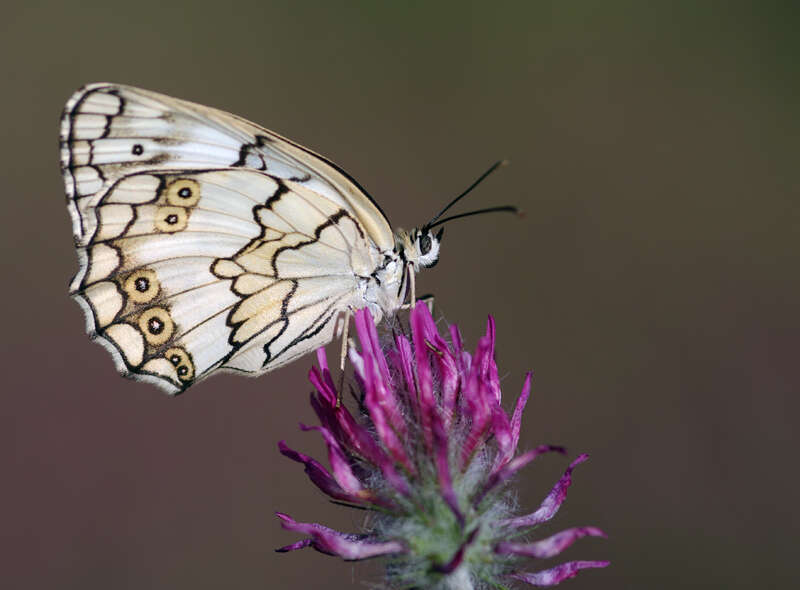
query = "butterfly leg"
(398, 293, 435, 314)
(418, 293, 435, 314)
(408, 262, 416, 307)
(338, 309, 351, 372)
(336, 309, 352, 407)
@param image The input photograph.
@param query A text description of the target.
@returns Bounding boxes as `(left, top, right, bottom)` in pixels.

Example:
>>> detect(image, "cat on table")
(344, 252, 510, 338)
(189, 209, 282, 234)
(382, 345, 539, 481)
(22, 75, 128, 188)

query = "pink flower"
(277, 303, 608, 588)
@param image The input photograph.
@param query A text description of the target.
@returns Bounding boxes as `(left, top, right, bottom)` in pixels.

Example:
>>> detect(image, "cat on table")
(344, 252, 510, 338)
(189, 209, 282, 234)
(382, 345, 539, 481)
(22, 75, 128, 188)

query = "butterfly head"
(397, 227, 444, 270)
(414, 226, 444, 269)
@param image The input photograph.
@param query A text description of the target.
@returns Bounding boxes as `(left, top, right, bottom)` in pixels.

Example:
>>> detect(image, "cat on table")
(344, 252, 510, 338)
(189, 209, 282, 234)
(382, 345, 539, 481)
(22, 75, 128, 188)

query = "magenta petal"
(449, 324, 464, 358)
(310, 348, 339, 405)
(364, 388, 415, 475)
(311, 392, 412, 497)
(378, 459, 412, 497)
(353, 308, 393, 388)
(309, 348, 395, 470)
(433, 416, 463, 523)
(493, 372, 532, 472)
(412, 303, 459, 426)
(360, 341, 414, 474)
(316, 347, 330, 376)
(509, 373, 531, 452)
(434, 347, 460, 429)
(275, 538, 312, 552)
(489, 402, 513, 465)
(502, 454, 589, 529)
(354, 309, 408, 440)
(449, 324, 473, 385)
(308, 392, 355, 456)
(475, 445, 566, 506)
(484, 315, 502, 403)
(389, 332, 421, 428)
(496, 527, 607, 559)
(509, 561, 610, 586)
(309, 388, 390, 470)
(410, 303, 439, 450)
(460, 336, 495, 467)
(278, 440, 366, 504)
(299, 424, 363, 494)
(276, 513, 405, 560)
(392, 332, 416, 399)
(308, 366, 336, 407)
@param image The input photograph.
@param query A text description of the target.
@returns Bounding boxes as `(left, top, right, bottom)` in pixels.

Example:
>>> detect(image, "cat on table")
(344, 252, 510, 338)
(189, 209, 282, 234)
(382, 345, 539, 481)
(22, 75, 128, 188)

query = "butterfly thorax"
(362, 252, 405, 320)
(358, 227, 441, 319)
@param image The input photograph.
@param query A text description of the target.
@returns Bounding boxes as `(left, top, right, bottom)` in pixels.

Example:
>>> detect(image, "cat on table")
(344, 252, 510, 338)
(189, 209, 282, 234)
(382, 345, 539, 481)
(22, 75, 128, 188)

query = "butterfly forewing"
(61, 84, 395, 394)
(62, 84, 393, 246)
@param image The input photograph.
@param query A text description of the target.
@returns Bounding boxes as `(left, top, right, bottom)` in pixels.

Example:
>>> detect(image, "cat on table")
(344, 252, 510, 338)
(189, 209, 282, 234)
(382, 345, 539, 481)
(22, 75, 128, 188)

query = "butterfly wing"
(62, 83, 394, 250)
(61, 84, 394, 394)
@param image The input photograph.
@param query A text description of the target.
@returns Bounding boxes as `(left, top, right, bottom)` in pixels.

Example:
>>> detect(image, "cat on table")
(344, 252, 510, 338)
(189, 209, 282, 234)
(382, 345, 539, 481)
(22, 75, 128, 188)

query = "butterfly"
(61, 84, 513, 394)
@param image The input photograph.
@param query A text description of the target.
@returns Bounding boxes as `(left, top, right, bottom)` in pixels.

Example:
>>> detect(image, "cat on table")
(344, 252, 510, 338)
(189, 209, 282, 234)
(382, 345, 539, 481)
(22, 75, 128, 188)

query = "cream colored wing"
(68, 168, 375, 394)
(61, 83, 398, 394)
(61, 83, 394, 252)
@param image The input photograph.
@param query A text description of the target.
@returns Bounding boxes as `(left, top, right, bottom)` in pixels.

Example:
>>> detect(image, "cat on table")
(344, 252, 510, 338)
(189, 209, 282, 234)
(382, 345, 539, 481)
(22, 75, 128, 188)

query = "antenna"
(426, 205, 520, 229)
(425, 160, 509, 228)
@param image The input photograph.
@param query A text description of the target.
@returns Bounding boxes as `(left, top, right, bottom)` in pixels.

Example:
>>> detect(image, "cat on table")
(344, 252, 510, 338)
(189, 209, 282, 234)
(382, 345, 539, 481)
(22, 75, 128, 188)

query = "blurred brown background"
(2, 1, 798, 588)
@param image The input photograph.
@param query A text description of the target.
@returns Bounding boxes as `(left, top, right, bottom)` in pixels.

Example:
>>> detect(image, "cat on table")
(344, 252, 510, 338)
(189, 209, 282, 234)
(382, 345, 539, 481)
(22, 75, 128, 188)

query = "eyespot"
(123, 269, 160, 303)
(165, 347, 195, 382)
(165, 178, 201, 207)
(137, 307, 174, 346)
(154, 206, 188, 232)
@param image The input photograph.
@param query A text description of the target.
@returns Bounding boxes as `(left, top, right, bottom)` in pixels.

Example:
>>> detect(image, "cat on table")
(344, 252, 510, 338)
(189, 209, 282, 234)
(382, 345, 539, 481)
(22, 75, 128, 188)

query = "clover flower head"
(277, 302, 608, 588)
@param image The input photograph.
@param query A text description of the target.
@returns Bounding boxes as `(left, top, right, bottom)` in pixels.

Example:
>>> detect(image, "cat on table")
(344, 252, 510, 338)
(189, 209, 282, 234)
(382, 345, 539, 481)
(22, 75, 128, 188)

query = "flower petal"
(493, 372, 532, 472)
(387, 331, 423, 432)
(275, 513, 406, 560)
(449, 324, 464, 359)
(489, 402, 513, 465)
(412, 303, 459, 427)
(502, 454, 589, 529)
(360, 339, 415, 474)
(309, 349, 338, 405)
(460, 335, 495, 467)
(495, 527, 607, 559)
(275, 538, 312, 552)
(484, 315, 502, 404)
(298, 423, 363, 494)
(475, 445, 566, 506)
(309, 385, 390, 469)
(509, 561, 610, 586)
(278, 440, 372, 505)
(410, 303, 440, 451)
(433, 416, 463, 523)
(353, 307, 393, 389)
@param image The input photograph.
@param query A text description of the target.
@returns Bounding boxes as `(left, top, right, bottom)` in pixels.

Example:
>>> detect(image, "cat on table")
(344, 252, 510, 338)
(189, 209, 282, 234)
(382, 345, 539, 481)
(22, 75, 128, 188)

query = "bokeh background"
(3, 1, 798, 588)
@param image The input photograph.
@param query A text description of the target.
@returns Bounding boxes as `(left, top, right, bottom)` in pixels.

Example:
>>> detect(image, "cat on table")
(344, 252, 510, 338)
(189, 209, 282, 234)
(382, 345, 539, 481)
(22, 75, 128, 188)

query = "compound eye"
(419, 232, 432, 256)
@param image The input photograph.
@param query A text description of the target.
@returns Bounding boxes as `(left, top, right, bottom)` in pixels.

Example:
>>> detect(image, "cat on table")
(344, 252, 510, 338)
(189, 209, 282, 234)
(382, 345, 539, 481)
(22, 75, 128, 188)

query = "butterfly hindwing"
(67, 169, 373, 394)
